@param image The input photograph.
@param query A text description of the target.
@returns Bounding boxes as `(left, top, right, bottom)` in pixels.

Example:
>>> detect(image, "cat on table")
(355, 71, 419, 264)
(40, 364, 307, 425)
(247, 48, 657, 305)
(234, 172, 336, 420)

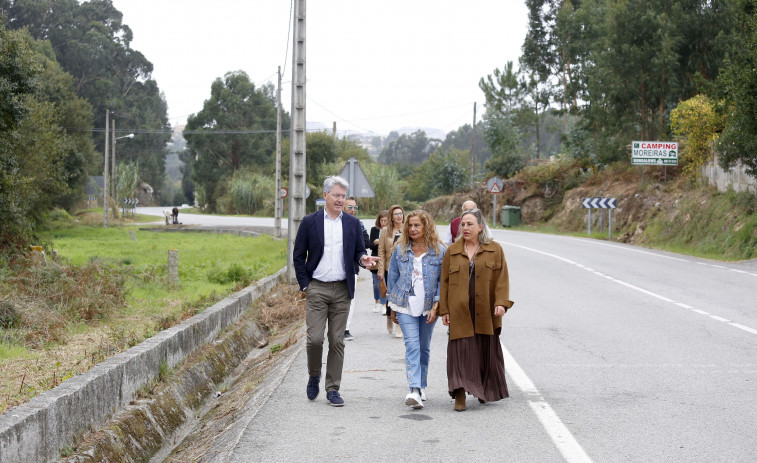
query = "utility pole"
(111, 117, 117, 217)
(470, 102, 477, 189)
(287, 0, 307, 282)
(103, 109, 110, 227)
(275, 66, 283, 239)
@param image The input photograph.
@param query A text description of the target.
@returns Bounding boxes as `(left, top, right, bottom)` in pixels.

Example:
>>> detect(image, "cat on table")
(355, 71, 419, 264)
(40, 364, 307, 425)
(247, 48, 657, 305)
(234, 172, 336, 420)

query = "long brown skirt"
(447, 260, 508, 402)
(447, 333, 509, 402)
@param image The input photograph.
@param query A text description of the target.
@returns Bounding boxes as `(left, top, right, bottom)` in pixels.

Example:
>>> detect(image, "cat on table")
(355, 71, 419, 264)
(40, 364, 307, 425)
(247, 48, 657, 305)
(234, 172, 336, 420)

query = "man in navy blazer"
(293, 176, 379, 406)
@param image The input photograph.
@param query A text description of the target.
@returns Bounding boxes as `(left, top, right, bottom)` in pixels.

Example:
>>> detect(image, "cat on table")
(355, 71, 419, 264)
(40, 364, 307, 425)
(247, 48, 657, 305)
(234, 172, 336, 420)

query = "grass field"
(0, 215, 287, 412)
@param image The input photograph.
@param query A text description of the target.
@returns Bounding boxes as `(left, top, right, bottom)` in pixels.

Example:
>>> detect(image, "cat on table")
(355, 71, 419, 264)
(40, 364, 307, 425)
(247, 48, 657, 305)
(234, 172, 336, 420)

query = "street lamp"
(112, 132, 134, 217)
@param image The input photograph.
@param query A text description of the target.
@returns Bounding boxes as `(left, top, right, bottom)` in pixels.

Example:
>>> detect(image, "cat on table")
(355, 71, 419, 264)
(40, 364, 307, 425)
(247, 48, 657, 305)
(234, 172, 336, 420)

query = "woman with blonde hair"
(439, 208, 513, 411)
(386, 210, 446, 408)
(377, 204, 404, 337)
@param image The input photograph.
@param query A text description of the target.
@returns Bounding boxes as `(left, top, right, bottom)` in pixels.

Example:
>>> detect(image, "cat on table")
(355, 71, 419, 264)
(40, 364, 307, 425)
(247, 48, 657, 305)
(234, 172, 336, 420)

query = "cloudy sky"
(112, 0, 528, 136)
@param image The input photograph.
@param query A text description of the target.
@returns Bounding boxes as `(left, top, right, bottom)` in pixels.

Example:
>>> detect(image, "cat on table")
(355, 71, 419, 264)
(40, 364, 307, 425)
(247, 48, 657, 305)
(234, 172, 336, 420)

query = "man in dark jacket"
(293, 177, 379, 407)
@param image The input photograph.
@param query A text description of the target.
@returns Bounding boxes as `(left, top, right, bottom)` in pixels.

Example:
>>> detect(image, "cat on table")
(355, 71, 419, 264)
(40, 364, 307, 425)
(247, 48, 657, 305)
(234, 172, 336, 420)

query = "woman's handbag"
(379, 278, 387, 298)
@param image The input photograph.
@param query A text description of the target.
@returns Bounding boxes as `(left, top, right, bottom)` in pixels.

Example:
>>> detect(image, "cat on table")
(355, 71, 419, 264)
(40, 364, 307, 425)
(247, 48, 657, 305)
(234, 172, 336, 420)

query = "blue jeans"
(371, 272, 387, 304)
(397, 312, 437, 390)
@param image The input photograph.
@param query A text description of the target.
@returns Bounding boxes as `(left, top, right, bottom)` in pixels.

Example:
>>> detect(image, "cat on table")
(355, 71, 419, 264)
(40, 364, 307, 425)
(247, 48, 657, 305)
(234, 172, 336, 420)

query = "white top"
(404, 253, 426, 317)
(312, 211, 346, 282)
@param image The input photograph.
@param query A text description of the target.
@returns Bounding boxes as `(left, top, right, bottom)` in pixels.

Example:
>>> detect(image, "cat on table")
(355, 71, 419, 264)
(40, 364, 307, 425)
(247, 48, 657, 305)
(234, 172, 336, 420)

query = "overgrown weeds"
(0, 216, 287, 412)
(253, 285, 305, 334)
(3, 257, 128, 346)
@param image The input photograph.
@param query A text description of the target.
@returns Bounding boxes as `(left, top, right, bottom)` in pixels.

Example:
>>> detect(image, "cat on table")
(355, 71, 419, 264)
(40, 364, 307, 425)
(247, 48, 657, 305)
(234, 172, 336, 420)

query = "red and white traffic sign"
(280, 187, 288, 198)
(487, 176, 504, 194)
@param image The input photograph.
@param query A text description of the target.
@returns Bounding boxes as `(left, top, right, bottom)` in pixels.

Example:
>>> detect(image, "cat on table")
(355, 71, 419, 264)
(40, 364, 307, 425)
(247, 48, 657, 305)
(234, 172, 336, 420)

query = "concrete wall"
(701, 157, 757, 194)
(0, 268, 285, 463)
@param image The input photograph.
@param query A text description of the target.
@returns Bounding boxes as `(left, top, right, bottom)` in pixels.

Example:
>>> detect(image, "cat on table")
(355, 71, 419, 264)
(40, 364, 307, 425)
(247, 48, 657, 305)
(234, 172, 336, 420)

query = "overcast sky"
(111, 0, 528, 137)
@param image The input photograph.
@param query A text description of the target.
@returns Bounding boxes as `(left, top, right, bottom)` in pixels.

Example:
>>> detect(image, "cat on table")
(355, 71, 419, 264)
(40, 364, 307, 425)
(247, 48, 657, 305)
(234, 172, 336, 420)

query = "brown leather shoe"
(454, 388, 466, 411)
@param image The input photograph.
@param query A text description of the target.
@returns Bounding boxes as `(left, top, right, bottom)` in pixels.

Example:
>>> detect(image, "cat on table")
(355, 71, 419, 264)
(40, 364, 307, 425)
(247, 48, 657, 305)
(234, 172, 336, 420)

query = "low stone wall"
(0, 268, 285, 463)
(702, 158, 757, 194)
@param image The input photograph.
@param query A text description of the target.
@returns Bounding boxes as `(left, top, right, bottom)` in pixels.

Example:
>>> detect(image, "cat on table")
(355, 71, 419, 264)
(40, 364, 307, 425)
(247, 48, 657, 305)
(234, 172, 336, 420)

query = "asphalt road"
(138, 209, 757, 462)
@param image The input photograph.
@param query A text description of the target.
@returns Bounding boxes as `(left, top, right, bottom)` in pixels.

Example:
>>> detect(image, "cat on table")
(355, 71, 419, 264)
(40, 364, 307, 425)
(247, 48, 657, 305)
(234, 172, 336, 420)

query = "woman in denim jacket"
(387, 210, 446, 409)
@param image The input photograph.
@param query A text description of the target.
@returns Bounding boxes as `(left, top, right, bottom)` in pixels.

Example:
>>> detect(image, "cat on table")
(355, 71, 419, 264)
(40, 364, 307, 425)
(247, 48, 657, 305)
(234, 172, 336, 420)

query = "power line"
(282, 0, 294, 76)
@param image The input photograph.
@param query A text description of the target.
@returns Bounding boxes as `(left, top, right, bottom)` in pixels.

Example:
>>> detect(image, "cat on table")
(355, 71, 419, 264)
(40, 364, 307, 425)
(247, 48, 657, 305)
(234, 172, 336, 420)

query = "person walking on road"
(293, 176, 379, 407)
(377, 204, 405, 338)
(439, 208, 513, 411)
(343, 196, 370, 341)
(386, 210, 445, 409)
(369, 211, 389, 312)
(449, 200, 477, 243)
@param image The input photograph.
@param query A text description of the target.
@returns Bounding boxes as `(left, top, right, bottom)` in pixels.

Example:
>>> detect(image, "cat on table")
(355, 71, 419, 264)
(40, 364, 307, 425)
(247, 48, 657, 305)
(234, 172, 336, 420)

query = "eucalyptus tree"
(184, 71, 279, 211)
(378, 130, 439, 165)
(0, 26, 72, 250)
(715, 0, 757, 175)
(3, 0, 171, 193)
(521, 0, 738, 166)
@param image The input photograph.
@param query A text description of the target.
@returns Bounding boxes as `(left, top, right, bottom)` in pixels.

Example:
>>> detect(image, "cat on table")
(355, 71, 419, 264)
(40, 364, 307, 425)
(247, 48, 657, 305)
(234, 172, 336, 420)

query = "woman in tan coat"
(439, 208, 514, 411)
(377, 204, 404, 337)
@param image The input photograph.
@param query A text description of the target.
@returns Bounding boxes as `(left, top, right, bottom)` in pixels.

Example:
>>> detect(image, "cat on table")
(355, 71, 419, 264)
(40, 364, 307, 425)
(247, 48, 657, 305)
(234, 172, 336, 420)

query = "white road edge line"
(501, 342, 593, 463)
(500, 240, 757, 337)
(730, 323, 757, 335)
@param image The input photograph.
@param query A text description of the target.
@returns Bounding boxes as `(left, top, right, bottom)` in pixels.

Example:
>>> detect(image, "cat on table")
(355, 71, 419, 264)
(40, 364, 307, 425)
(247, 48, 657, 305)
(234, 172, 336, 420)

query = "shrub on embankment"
(423, 159, 757, 261)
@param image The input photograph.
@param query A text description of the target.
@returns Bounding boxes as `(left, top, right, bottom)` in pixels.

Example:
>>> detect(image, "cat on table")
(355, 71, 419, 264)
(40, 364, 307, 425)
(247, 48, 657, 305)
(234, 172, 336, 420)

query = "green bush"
(223, 171, 275, 215)
(0, 300, 20, 329)
(207, 263, 251, 286)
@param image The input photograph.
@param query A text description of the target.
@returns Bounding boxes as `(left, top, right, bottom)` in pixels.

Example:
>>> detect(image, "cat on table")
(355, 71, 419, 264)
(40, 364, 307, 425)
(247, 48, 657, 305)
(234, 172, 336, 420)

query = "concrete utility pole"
(275, 66, 283, 239)
(470, 102, 477, 189)
(111, 117, 116, 215)
(103, 109, 110, 227)
(287, 0, 307, 282)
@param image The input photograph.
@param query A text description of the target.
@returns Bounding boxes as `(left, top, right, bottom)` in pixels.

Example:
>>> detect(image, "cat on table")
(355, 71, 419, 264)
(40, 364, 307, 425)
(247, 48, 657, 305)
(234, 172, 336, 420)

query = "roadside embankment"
(0, 268, 284, 463)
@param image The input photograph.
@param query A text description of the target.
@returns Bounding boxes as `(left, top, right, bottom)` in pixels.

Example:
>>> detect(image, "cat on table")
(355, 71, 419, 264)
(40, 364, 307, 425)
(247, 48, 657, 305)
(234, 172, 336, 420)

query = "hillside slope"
(423, 164, 757, 261)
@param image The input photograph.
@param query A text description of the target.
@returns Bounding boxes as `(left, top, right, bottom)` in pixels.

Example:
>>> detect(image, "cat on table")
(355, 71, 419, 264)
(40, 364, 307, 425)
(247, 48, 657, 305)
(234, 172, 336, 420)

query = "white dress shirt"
(312, 211, 347, 282)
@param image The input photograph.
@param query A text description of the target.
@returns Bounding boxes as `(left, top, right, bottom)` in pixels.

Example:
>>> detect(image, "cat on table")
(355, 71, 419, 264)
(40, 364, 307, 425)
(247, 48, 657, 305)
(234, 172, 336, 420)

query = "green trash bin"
(500, 205, 521, 227)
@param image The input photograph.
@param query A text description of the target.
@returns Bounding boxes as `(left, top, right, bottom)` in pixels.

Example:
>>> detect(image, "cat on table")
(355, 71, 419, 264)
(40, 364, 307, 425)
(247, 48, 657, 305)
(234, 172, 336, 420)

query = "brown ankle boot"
(454, 388, 466, 411)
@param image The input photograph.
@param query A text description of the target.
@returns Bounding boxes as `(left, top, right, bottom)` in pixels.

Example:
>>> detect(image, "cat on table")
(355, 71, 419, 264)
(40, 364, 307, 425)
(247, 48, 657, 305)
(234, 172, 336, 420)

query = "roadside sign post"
(487, 176, 504, 227)
(582, 197, 617, 239)
(339, 157, 375, 198)
(632, 141, 678, 184)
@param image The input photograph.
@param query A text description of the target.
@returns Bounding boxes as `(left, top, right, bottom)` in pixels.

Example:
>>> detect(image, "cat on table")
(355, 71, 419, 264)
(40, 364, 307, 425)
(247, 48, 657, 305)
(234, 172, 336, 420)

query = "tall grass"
(641, 190, 757, 260)
(0, 221, 287, 409)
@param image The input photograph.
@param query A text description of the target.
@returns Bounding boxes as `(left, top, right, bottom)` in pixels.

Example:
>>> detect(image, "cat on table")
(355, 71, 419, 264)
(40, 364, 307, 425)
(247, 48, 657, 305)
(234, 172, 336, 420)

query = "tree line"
(1, 0, 170, 250)
(3, 0, 757, 251)
(481, 0, 757, 177)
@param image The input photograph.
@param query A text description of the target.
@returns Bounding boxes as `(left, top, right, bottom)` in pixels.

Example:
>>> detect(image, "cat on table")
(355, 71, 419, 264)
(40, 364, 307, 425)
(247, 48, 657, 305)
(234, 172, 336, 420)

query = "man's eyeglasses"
(346, 205, 358, 210)
(330, 193, 347, 200)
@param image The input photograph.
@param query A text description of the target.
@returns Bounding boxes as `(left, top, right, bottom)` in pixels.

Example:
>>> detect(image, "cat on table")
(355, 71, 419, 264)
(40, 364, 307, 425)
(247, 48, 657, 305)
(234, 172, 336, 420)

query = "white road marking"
(501, 343, 593, 463)
(500, 240, 757, 337)
(730, 323, 757, 335)
(564, 237, 757, 277)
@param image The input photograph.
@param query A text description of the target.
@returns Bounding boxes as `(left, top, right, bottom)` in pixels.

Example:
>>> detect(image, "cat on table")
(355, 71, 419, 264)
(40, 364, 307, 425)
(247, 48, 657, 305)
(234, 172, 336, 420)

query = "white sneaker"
(405, 391, 423, 409)
(420, 389, 426, 401)
(372, 302, 381, 313)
